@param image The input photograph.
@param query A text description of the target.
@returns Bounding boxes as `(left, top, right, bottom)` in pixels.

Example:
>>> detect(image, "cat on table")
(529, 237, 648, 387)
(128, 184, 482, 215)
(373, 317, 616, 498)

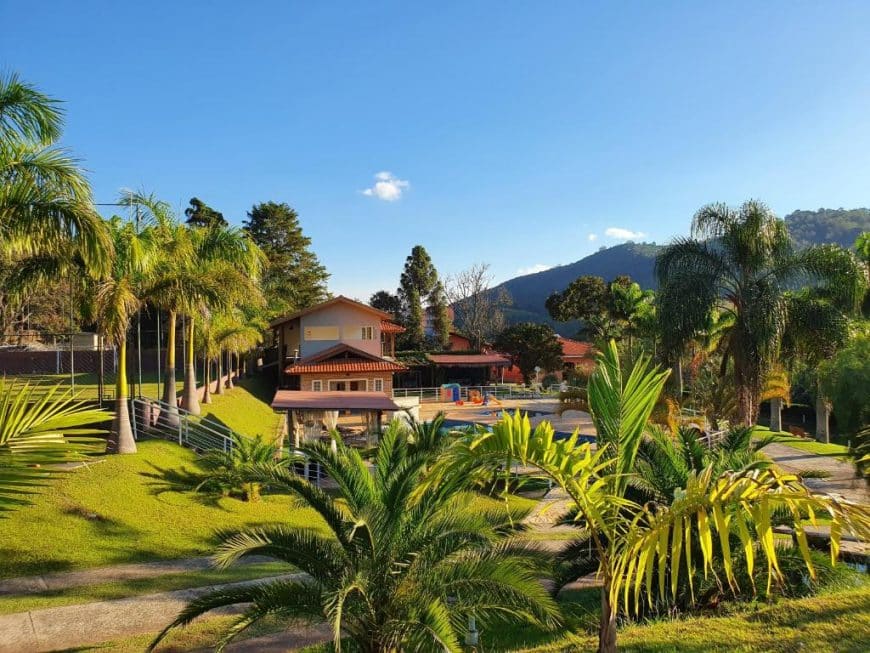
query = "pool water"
(440, 419, 595, 445)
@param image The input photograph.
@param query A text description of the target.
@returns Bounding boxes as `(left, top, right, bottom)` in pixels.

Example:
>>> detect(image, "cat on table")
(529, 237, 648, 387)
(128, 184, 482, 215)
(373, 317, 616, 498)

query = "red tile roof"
(272, 390, 400, 411)
(286, 359, 407, 374)
(380, 320, 405, 333)
(427, 353, 511, 367)
(558, 337, 594, 359)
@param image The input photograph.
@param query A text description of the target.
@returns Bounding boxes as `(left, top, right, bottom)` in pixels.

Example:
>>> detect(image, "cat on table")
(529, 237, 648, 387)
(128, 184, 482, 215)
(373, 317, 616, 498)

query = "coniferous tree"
(369, 290, 402, 319)
(398, 245, 449, 349)
(243, 202, 328, 317)
(184, 197, 227, 228)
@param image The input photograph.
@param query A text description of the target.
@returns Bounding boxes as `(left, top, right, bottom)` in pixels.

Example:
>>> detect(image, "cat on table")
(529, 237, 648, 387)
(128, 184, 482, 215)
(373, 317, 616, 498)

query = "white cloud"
(604, 227, 645, 240)
(517, 263, 553, 275)
(587, 233, 598, 241)
(361, 171, 410, 201)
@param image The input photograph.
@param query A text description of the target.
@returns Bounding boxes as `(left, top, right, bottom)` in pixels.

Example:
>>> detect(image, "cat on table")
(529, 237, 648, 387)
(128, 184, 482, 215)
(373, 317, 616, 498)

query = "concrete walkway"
(0, 573, 302, 653)
(0, 555, 270, 596)
(763, 442, 869, 504)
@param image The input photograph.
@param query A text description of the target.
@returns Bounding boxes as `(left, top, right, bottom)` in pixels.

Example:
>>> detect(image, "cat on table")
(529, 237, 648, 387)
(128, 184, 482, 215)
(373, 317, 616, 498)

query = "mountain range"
(494, 207, 870, 330)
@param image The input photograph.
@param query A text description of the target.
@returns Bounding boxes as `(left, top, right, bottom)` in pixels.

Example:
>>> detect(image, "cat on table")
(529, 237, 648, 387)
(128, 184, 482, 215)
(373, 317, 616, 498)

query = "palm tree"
(93, 217, 157, 453)
(118, 192, 225, 420)
(150, 425, 558, 652)
(433, 341, 870, 652)
(0, 380, 111, 513)
(0, 73, 110, 277)
(656, 200, 865, 424)
(179, 226, 263, 415)
(195, 433, 285, 502)
(781, 288, 856, 442)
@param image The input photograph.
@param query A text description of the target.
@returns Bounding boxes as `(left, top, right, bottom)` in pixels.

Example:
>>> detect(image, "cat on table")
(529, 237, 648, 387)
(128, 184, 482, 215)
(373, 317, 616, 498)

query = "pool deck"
(419, 399, 597, 437)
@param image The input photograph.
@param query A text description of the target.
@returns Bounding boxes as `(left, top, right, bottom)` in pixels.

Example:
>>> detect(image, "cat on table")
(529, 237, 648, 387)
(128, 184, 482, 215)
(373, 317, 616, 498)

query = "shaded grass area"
(111, 585, 869, 653)
(0, 440, 325, 579)
(199, 374, 282, 439)
(754, 425, 850, 457)
(0, 561, 290, 615)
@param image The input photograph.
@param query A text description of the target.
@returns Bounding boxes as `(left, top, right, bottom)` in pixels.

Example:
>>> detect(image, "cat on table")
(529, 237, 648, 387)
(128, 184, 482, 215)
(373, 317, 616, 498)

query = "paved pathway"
(763, 442, 868, 504)
(0, 555, 271, 596)
(0, 573, 302, 653)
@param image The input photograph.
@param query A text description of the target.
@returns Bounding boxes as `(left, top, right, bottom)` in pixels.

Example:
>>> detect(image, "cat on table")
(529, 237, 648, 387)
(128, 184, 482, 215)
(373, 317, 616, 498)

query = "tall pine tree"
(243, 202, 329, 317)
(398, 245, 450, 350)
(184, 197, 227, 228)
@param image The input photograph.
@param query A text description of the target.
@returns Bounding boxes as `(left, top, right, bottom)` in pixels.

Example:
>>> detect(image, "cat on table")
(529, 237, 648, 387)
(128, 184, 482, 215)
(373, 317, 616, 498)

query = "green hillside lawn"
(0, 439, 535, 579)
(199, 374, 283, 439)
(0, 440, 323, 579)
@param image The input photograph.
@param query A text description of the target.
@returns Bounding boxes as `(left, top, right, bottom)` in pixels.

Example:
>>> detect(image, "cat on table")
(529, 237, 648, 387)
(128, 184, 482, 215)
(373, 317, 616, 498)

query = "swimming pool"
(440, 418, 595, 445)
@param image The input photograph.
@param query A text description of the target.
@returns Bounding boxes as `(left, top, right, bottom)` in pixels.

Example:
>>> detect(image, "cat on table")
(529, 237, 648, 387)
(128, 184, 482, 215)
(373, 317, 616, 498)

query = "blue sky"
(4, 1, 870, 298)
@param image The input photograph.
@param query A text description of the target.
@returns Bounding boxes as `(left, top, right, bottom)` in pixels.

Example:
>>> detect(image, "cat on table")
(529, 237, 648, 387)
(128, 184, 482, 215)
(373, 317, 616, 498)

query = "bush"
(819, 335, 870, 434)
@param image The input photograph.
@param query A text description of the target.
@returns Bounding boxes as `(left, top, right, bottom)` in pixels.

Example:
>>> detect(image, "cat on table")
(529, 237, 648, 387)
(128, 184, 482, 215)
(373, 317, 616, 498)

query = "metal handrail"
(130, 397, 234, 452)
(391, 384, 543, 403)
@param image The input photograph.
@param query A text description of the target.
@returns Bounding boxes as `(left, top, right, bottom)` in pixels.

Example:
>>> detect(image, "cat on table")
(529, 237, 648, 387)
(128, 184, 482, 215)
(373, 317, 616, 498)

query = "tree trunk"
(770, 397, 783, 432)
(815, 393, 830, 444)
(202, 354, 212, 404)
(109, 337, 137, 454)
(215, 348, 224, 395)
(670, 358, 683, 398)
(161, 311, 180, 426)
(226, 349, 234, 389)
(182, 317, 201, 415)
(598, 583, 618, 653)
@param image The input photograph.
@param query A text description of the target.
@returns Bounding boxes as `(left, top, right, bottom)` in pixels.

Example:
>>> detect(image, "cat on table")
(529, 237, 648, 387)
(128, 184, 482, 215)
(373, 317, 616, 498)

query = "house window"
(373, 378, 384, 392)
(311, 380, 323, 392)
(361, 326, 373, 340)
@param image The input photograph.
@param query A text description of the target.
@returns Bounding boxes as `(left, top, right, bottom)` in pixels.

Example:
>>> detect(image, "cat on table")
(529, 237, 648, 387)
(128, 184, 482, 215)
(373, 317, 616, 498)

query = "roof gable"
(269, 295, 392, 328)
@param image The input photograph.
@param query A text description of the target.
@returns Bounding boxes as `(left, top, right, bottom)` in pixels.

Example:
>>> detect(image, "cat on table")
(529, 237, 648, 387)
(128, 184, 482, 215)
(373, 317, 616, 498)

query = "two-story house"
(270, 296, 406, 393)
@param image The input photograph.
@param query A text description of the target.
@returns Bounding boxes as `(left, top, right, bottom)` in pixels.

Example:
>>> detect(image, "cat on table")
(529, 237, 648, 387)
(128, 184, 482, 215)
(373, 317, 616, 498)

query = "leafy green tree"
(150, 423, 558, 652)
(0, 381, 110, 513)
(781, 289, 854, 441)
(243, 202, 328, 317)
(545, 274, 608, 325)
(657, 200, 865, 424)
(369, 289, 402, 319)
(93, 217, 158, 453)
(184, 197, 227, 228)
(818, 334, 870, 436)
(493, 322, 562, 384)
(435, 342, 870, 652)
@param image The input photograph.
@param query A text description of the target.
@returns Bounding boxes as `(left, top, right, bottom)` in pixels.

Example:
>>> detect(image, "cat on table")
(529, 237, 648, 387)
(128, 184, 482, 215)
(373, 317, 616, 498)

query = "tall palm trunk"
(109, 337, 137, 454)
(202, 353, 212, 404)
(182, 316, 201, 415)
(215, 348, 224, 395)
(226, 349, 234, 389)
(770, 397, 783, 432)
(161, 310, 180, 425)
(815, 379, 830, 443)
(598, 581, 617, 653)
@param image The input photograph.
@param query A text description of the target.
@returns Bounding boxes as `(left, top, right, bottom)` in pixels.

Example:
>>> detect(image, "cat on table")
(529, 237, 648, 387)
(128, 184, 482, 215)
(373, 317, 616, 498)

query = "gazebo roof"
(271, 390, 401, 411)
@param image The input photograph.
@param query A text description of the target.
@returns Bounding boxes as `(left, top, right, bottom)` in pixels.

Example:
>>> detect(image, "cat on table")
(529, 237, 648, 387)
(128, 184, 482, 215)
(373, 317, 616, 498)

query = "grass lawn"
(85, 584, 870, 652)
(0, 440, 326, 579)
(753, 425, 850, 457)
(0, 439, 535, 581)
(199, 374, 283, 439)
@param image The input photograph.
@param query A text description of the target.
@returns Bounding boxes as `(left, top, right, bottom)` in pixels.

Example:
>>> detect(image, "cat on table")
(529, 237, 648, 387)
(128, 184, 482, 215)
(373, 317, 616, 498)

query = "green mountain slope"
(494, 208, 870, 327)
